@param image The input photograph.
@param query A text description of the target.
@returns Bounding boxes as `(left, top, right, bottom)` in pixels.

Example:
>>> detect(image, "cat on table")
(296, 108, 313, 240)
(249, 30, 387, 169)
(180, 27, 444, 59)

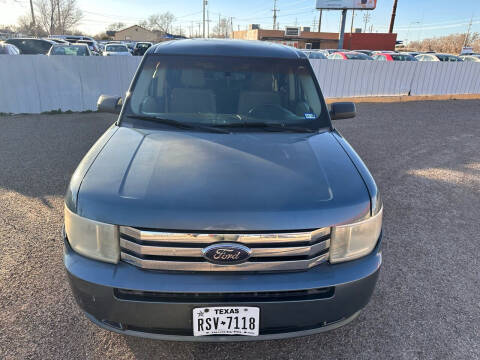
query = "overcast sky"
(1, 0, 479, 41)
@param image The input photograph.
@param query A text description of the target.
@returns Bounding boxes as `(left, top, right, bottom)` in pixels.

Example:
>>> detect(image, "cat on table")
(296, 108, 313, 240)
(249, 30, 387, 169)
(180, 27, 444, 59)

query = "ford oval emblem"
(202, 243, 252, 265)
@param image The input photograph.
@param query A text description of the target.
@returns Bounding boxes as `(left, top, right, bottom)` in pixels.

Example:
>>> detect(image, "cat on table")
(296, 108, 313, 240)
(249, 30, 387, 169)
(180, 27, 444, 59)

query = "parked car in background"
(133, 42, 153, 56)
(401, 51, 420, 57)
(371, 50, 396, 55)
(126, 42, 136, 53)
(47, 44, 91, 56)
(323, 48, 348, 55)
(49, 35, 95, 42)
(0, 42, 20, 55)
(4, 38, 55, 55)
(416, 53, 463, 62)
(74, 39, 100, 54)
(459, 55, 480, 62)
(328, 51, 373, 60)
(47, 38, 70, 45)
(355, 50, 374, 56)
(103, 43, 132, 56)
(302, 50, 327, 59)
(372, 53, 417, 61)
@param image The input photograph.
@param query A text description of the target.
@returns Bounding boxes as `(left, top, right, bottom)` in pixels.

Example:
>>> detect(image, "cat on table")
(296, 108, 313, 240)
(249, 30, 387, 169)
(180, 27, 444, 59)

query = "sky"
(1, 0, 479, 42)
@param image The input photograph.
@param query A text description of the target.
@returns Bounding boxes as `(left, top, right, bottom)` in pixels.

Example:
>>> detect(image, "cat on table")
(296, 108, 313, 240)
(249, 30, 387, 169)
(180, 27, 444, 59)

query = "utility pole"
(318, 9, 323, 32)
(272, 0, 279, 30)
(463, 15, 473, 48)
(207, 9, 211, 38)
(29, 0, 36, 35)
(202, 0, 208, 38)
(218, 13, 221, 37)
(57, 1, 62, 34)
(389, 0, 398, 33)
(350, 10, 355, 33)
(338, 9, 347, 49)
(363, 12, 371, 32)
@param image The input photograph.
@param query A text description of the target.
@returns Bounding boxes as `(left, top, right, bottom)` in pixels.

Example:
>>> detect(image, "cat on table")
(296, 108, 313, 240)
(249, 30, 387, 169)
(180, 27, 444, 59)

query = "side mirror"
(97, 95, 123, 114)
(330, 102, 356, 120)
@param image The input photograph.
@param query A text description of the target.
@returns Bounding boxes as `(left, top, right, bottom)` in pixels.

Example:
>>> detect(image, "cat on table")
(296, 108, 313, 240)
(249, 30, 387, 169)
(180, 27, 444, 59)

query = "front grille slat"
(119, 226, 331, 272)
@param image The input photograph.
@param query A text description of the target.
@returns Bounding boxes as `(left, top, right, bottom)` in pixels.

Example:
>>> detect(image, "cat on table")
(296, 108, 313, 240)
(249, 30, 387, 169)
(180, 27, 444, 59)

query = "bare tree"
(56, 0, 82, 34)
(409, 32, 480, 54)
(211, 17, 230, 38)
(107, 22, 126, 31)
(33, 0, 81, 35)
(146, 12, 175, 34)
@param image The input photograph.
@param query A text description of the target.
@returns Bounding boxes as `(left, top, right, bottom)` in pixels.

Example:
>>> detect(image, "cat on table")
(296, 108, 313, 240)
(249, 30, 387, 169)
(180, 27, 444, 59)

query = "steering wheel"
(247, 104, 287, 119)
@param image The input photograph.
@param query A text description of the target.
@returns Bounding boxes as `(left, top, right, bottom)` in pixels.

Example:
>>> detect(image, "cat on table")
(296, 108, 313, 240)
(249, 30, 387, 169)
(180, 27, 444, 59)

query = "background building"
(113, 25, 159, 42)
(233, 26, 397, 50)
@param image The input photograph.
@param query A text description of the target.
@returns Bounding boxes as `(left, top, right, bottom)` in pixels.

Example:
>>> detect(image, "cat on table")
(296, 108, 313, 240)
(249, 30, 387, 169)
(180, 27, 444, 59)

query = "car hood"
(76, 127, 370, 231)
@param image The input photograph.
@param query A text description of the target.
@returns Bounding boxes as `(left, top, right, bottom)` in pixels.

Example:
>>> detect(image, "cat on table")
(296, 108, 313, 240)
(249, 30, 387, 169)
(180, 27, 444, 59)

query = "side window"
(379, 55, 387, 61)
(22, 40, 34, 54)
(40, 41, 52, 53)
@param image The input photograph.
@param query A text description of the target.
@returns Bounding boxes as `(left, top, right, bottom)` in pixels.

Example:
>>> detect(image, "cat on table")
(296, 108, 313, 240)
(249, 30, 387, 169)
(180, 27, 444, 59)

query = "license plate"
(193, 306, 259, 336)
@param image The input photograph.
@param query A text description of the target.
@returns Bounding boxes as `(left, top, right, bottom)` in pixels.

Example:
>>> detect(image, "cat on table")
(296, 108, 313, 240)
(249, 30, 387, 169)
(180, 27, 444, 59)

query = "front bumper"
(65, 234, 382, 342)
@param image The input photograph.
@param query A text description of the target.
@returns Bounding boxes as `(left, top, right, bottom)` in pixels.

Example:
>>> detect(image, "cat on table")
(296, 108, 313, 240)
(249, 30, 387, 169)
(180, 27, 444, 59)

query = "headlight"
(64, 205, 119, 263)
(330, 207, 383, 264)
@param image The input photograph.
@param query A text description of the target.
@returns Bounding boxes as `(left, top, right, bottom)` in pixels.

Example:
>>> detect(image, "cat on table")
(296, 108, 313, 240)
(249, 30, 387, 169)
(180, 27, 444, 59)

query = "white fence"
(0, 56, 479, 114)
(310, 60, 480, 98)
(0, 56, 141, 114)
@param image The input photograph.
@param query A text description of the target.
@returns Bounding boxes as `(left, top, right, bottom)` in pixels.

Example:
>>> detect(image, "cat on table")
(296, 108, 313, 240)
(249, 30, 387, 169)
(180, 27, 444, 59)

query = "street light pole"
(202, 0, 208, 38)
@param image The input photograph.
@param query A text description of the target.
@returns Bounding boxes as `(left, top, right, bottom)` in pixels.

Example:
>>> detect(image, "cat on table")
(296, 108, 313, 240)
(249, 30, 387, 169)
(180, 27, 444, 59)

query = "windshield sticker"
(304, 113, 316, 119)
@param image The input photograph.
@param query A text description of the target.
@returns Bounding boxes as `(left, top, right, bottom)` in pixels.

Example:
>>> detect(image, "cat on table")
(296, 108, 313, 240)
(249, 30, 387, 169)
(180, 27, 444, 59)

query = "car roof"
(149, 39, 306, 59)
(8, 37, 55, 43)
(54, 43, 88, 47)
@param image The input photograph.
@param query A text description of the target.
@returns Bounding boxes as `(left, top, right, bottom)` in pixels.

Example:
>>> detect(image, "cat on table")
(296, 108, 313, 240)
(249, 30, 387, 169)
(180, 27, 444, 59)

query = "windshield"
(51, 45, 89, 56)
(345, 52, 371, 60)
(437, 54, 462, 62)
(125, 55, 329, 130)
(106, 45, 127, 52)
(391, 54, 416, 61)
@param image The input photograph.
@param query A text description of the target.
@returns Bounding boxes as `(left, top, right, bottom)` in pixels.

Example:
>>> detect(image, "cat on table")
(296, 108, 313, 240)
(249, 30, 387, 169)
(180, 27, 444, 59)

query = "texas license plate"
(193, 306, 259, 336)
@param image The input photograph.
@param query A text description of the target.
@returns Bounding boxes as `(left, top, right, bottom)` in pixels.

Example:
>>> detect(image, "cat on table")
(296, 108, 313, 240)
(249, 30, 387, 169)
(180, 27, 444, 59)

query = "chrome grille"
(119, 226, 331, 272)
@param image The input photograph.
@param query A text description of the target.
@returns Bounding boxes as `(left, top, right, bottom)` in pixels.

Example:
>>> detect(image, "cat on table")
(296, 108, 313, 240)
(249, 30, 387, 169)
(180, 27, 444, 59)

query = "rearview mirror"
(330, 102, 356, 120)
(97, 95, 123, 114)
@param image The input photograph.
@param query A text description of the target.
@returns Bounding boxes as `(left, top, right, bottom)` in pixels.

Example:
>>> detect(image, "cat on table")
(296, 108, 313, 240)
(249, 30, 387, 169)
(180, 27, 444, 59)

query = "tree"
(107, 22, 126, 31)
(146, 12, 175, 34)
(16, 14, 46, 36)
(23, 0, 82, 35)
(408, 32, 480, 53)
(211, 17, 230, 38)
(56, 0, 82, 34)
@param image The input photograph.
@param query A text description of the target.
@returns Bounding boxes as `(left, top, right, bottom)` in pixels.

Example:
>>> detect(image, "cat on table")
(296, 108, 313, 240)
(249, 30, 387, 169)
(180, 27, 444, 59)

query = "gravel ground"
(0, 100, 479, 360)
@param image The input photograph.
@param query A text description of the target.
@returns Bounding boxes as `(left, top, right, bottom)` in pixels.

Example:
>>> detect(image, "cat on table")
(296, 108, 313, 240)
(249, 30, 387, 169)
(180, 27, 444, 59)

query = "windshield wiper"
(218, 122, 316, 133)
(126, 115, 230, 134)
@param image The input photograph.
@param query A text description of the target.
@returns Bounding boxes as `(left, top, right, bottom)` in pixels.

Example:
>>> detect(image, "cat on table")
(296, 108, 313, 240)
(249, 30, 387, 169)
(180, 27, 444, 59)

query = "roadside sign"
(316, 0, 377, 10)
(460, 47, 474, 55)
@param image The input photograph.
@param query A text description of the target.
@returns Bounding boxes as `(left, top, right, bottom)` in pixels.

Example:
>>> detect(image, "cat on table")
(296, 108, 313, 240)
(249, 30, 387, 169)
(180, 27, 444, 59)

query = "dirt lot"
(0, 100, 479, 359)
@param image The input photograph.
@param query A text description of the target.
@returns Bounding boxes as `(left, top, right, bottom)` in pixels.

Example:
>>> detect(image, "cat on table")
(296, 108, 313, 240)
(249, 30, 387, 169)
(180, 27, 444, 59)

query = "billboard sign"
(316, 0, 377, 10)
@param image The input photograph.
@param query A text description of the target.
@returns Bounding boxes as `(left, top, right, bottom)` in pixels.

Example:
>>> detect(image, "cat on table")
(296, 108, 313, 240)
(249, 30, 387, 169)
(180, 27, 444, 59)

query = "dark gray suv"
(64, 39, 383, 341)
